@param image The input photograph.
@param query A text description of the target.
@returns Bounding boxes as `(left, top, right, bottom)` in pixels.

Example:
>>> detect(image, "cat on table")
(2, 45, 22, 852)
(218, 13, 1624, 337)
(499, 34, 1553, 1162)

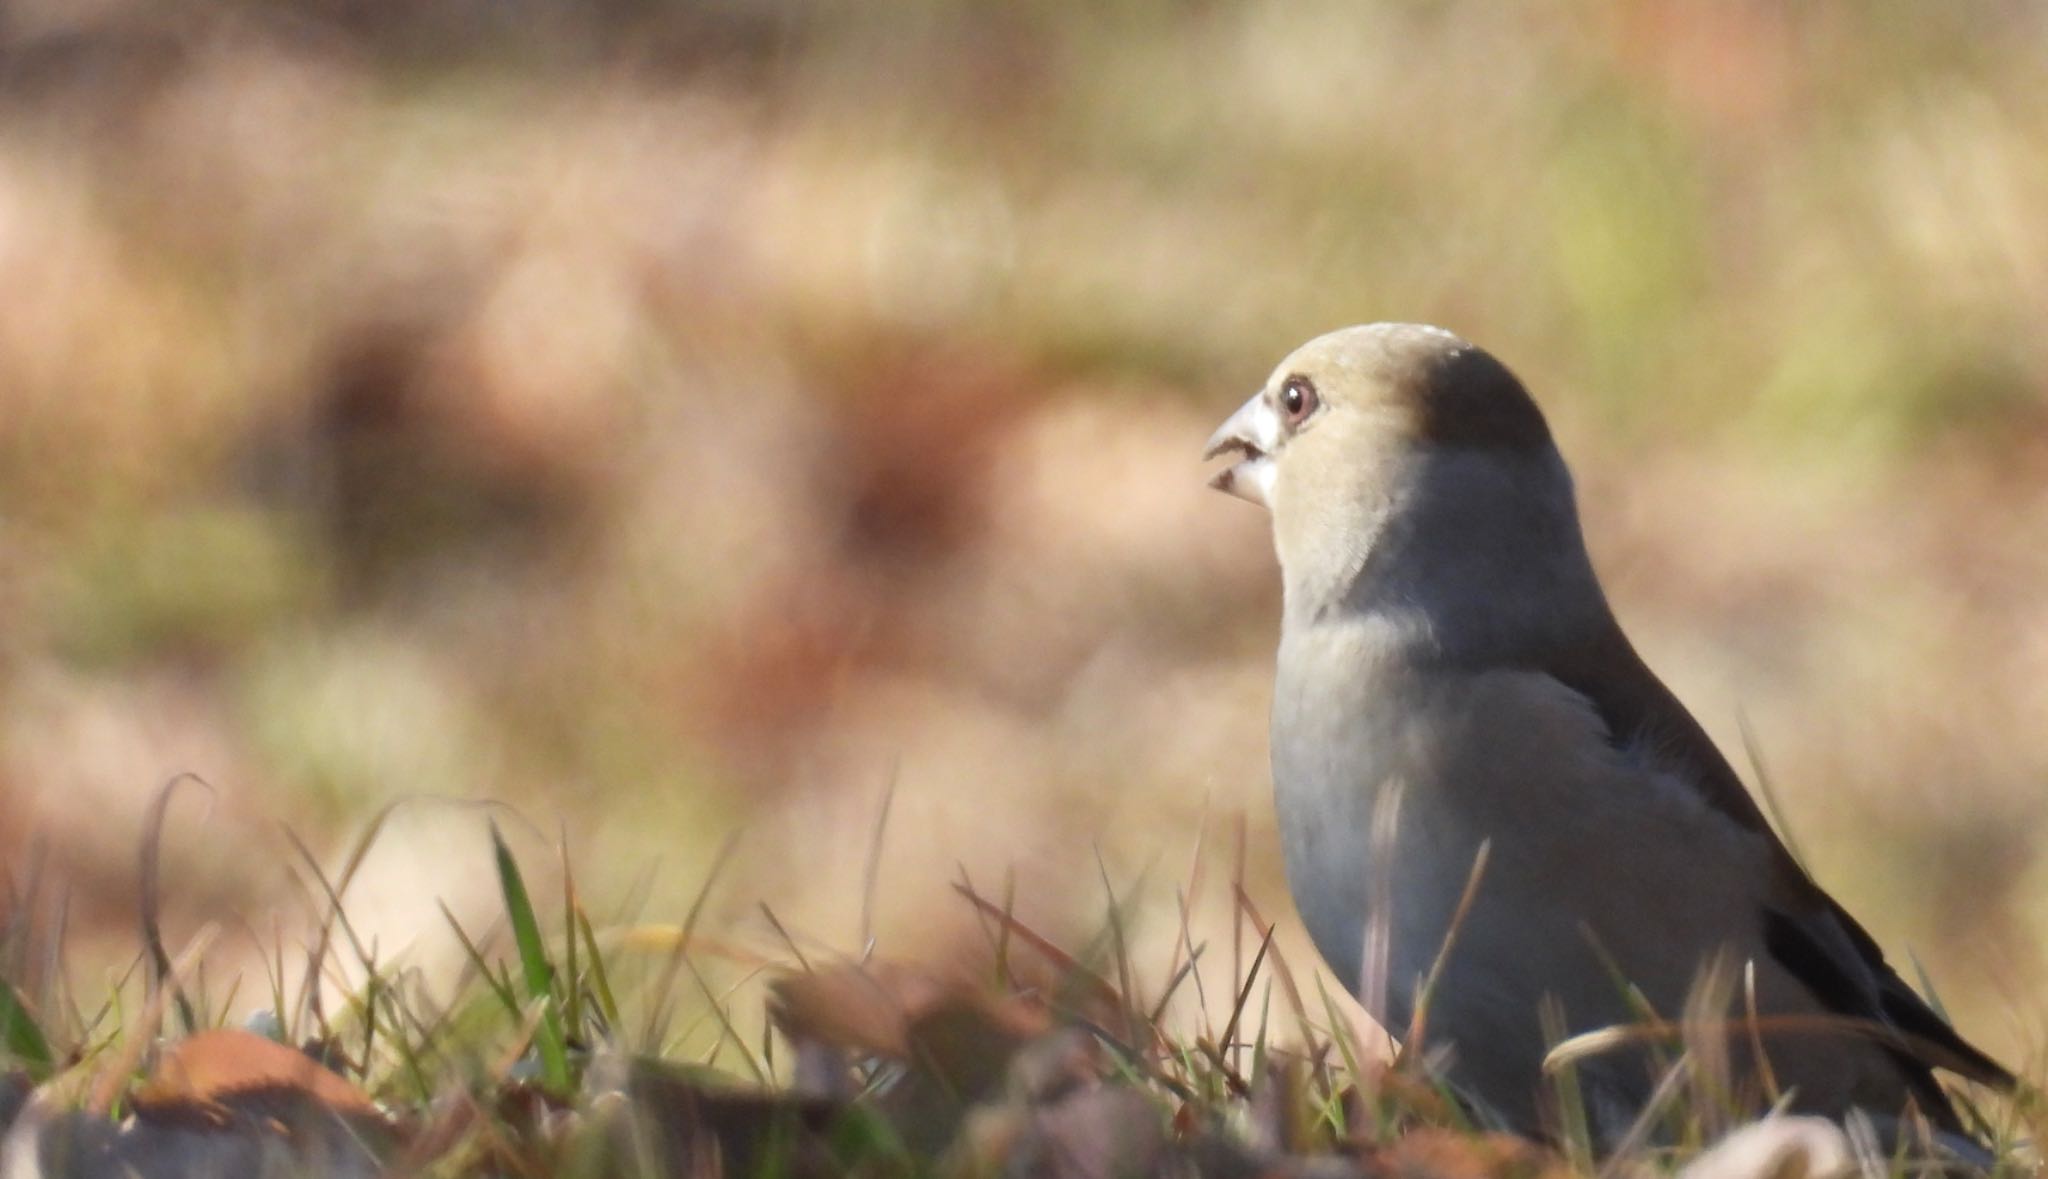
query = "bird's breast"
(1269, 631, 1487, 1019)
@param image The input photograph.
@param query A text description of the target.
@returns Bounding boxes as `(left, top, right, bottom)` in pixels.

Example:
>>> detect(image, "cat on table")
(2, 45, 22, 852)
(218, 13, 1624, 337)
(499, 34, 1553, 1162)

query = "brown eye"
(1280, 375, 1319, 425)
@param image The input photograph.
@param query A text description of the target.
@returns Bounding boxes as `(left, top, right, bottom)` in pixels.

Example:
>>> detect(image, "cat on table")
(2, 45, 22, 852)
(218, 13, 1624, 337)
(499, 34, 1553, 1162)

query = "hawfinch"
(1204, 324, 2011, 1143)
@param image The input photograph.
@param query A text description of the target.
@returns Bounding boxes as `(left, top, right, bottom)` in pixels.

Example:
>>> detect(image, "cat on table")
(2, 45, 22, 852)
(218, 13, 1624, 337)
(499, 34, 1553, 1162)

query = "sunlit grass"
(0, 794, 2038, 1175)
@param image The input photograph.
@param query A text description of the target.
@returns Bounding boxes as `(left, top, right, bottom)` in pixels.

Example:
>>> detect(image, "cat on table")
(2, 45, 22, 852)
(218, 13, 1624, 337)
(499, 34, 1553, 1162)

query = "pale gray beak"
(1203, 391, 1281, 507)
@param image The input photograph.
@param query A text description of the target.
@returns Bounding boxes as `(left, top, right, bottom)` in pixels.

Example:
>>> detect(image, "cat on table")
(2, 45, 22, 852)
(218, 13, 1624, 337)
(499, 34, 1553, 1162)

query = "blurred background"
(0, 0, 2044, 1069)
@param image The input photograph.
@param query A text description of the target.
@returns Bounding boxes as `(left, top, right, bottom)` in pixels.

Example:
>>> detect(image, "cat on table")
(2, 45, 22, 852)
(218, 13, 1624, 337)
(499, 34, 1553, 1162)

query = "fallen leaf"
(133, 1029, 380, 1121)
(1364, 1127, 1561, 1179)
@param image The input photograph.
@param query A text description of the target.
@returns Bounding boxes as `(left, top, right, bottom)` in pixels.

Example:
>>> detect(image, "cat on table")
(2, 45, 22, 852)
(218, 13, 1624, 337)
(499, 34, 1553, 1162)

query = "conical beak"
(1203, 391, 1280, 507)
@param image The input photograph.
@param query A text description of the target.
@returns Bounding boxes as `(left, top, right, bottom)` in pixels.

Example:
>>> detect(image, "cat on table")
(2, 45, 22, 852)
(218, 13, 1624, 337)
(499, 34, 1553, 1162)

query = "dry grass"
(1, 799, 2036, 1175)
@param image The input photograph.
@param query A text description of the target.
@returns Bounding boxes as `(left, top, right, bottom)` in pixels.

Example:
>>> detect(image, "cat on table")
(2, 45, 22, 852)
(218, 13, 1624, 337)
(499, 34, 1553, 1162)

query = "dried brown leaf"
(133, 1029, 381, 1122)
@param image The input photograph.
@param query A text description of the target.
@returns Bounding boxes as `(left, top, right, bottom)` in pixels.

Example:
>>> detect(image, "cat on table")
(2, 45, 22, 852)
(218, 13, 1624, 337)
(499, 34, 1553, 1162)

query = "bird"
(1202, 323, 2013, 1145)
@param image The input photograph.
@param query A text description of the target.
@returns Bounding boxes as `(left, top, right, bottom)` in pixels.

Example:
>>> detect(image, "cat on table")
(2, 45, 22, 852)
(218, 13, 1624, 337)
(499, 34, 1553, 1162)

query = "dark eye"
(1280, 375, 1319, 425)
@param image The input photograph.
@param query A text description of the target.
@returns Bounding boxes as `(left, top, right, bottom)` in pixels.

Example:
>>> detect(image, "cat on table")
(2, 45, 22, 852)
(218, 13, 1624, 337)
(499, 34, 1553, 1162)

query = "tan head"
(1206, 324, 1604, 648)
(1204, 324, 1553, 503)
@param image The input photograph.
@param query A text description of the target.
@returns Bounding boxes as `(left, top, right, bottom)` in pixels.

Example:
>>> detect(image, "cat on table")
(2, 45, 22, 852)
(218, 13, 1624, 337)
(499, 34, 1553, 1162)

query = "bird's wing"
(1536, 623, 2014, 1103)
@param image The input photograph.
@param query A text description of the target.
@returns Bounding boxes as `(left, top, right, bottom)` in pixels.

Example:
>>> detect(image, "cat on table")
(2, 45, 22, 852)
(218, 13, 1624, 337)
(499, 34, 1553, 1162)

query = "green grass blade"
(576, 907, 620, 1032)
(490, 821, 570, 1093)
(561, 831, 581, 1039)
(0, 976, 55, 1078)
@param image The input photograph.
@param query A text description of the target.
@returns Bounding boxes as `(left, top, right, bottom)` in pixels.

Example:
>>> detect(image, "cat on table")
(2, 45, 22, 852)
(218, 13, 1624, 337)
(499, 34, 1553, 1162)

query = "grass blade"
(0, 976, 54, 1078)
(490, 821, 570, 1094)
(576, 907, 621, 1032)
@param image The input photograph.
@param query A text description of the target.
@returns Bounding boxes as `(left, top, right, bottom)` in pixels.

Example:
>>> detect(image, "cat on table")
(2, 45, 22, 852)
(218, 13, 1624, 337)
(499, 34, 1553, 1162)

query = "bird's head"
(1206, 324, 1599, 642)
